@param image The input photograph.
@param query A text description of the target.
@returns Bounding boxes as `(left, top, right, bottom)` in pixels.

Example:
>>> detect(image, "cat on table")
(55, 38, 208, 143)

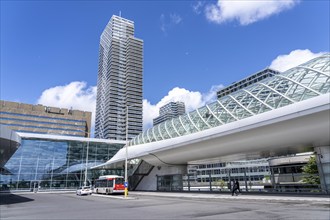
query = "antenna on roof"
(119, 11, 121, 17)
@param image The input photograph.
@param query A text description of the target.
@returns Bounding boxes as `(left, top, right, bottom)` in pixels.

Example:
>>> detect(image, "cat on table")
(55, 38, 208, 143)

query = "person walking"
(232, 180, 241, 196)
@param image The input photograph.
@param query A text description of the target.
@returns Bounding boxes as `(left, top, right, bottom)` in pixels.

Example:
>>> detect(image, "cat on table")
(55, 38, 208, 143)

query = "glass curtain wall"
(1, 138, 124, 191)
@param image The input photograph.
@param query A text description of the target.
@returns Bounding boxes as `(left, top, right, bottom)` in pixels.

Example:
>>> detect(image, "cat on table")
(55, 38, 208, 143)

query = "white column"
(314, 146, 330, 194)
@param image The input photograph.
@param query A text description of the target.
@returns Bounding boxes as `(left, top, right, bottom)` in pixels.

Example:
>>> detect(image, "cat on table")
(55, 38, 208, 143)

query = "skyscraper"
(153, 101, 186, 126)
(95, 15, 143, 140)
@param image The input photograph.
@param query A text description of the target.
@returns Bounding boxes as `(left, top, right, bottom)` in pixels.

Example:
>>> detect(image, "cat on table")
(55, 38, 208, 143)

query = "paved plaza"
(1, 191, 329, 219)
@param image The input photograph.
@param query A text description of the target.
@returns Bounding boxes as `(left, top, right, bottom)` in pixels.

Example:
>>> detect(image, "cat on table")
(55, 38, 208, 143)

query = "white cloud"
(192, 1, 205, 15)
(170, 13, 182, 24)
(37, 81, 224, 133)
(202, 84, 224, 104)
(37, 81, 97, 134)
(160, 14, 166, 33)
(143, 85, 224, 130)
(269, 49, 326, 72)
(35, 49, 327, 136)
(205, 0, 300, 25)
(142, 99, 159, 130)
(160, 13, 182, 34)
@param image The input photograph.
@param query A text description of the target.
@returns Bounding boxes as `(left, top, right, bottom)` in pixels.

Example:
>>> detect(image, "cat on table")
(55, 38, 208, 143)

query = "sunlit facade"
(0, 132, 125, 191)
(153, 101, 186, 126)
(217, 68, 280, 98)
(130, 54, 330, 146)
(95, 15, 143, 140)
(0, 101, 91, 137)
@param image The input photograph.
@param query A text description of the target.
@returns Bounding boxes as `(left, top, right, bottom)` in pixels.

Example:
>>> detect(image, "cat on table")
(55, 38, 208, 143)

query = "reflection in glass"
(1, 138, 124, 191)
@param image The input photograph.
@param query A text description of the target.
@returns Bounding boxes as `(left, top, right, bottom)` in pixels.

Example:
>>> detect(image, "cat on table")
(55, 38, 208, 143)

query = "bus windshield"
(115, 178, 124, 184)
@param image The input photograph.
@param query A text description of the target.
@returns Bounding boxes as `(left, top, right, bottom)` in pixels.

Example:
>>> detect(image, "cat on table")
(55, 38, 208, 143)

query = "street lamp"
(124, 104, 141, 198)
(84, 132, 90, 187)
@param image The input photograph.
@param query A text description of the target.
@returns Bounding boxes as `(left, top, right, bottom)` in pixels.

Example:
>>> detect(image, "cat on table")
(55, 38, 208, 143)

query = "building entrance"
(157, 174, 183, 191)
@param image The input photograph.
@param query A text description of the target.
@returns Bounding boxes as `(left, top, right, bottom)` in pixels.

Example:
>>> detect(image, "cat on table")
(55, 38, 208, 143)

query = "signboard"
(124, 182, 128, 188)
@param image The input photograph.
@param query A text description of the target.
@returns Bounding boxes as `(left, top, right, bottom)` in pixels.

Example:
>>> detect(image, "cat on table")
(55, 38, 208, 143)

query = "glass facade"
(95, 15, 143, 140)
(0, 135, 124, 191)
(130, 53, 330, 146)
(157, 174, 183, 192)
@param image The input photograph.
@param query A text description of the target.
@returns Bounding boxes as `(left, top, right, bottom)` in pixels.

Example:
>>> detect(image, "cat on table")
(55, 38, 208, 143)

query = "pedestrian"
(232, 180, 240, 196)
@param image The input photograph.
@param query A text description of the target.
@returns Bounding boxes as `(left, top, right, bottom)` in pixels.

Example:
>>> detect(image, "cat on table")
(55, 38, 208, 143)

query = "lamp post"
(84, 132, 90, 187)
(124, 104, 140, 198)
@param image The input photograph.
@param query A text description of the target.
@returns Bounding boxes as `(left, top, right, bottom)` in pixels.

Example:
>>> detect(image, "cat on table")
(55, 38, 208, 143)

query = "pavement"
(3, 191, 329, 220)
(92, 191, 330, 204)
(3, 190, 330, 204)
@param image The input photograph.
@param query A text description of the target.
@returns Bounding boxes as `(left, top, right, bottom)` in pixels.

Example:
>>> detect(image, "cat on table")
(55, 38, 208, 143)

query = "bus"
(93, 175, 125, 195)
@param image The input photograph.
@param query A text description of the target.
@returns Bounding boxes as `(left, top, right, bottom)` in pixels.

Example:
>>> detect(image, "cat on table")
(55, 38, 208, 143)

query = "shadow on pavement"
(0, 193, 34, 205)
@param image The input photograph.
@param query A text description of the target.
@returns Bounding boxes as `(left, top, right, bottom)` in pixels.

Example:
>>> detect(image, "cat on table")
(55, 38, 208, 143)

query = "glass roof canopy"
(130, 53, 330, 146)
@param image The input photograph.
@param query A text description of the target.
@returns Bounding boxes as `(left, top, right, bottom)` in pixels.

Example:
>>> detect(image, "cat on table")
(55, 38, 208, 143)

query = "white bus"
(93, 175, 125, 195)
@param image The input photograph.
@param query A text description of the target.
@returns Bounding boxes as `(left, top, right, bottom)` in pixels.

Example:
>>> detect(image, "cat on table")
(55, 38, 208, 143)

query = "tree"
(215, 179, 226, 191)
(302, 156, 320, 185)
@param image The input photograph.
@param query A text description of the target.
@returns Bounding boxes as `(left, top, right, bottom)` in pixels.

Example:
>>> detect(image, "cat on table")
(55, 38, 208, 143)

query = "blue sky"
(1, 0, 329, 132)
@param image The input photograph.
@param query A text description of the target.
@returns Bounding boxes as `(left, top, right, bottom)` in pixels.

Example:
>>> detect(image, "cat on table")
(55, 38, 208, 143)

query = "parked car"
(76, 186, 92, 196)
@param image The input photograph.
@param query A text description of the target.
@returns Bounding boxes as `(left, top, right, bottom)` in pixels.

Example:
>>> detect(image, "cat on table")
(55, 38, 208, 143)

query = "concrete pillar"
(271, 167, 276, 190)
(209, 172, 212, 191)
(244, 168, 248, 192)
(314, 146, 330, 194)
(187, 174, 191, 192)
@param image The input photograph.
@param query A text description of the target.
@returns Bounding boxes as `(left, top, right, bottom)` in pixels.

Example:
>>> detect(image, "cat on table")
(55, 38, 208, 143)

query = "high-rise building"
(153, 101, 185, 126)
(0, 100, 91, 137)
(95, 15, 143, 140)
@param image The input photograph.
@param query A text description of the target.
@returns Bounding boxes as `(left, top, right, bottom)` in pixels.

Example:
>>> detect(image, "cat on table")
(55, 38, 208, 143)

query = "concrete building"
(153, 101, 185, 126)
(188, 158, 270, 183)
(95, 15, 143, 140)
(0, 100, 91, 137)
(268, 153, 320, 192)
(217, 68, 280, 99)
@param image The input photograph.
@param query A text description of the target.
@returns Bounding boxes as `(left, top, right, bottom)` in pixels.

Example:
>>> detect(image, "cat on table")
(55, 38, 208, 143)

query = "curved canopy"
(131, 53, 330, 147)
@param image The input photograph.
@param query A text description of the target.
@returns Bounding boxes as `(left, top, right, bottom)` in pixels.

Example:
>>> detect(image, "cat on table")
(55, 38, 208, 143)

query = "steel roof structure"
(95, 54, 330, 168)
(131, 54, 329, 146)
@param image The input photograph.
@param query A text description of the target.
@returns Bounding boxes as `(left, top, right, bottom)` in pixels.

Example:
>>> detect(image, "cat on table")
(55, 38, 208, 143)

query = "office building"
(268, 153, 317, 192)
(95, 15, 143, 140)
(188, 158, 270, 184)
(0, 100, 91, 137)
(153, 101, 186, 126)
(217, 68, 280, 99)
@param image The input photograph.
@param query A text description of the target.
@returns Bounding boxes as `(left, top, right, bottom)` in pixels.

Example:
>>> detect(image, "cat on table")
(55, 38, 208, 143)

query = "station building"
(0, 125, 125, 191)
(97, 54, 330, 193)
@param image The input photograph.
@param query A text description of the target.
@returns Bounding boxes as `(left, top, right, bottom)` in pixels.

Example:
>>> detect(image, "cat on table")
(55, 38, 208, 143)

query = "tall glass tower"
(95, 15, 143, 140)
